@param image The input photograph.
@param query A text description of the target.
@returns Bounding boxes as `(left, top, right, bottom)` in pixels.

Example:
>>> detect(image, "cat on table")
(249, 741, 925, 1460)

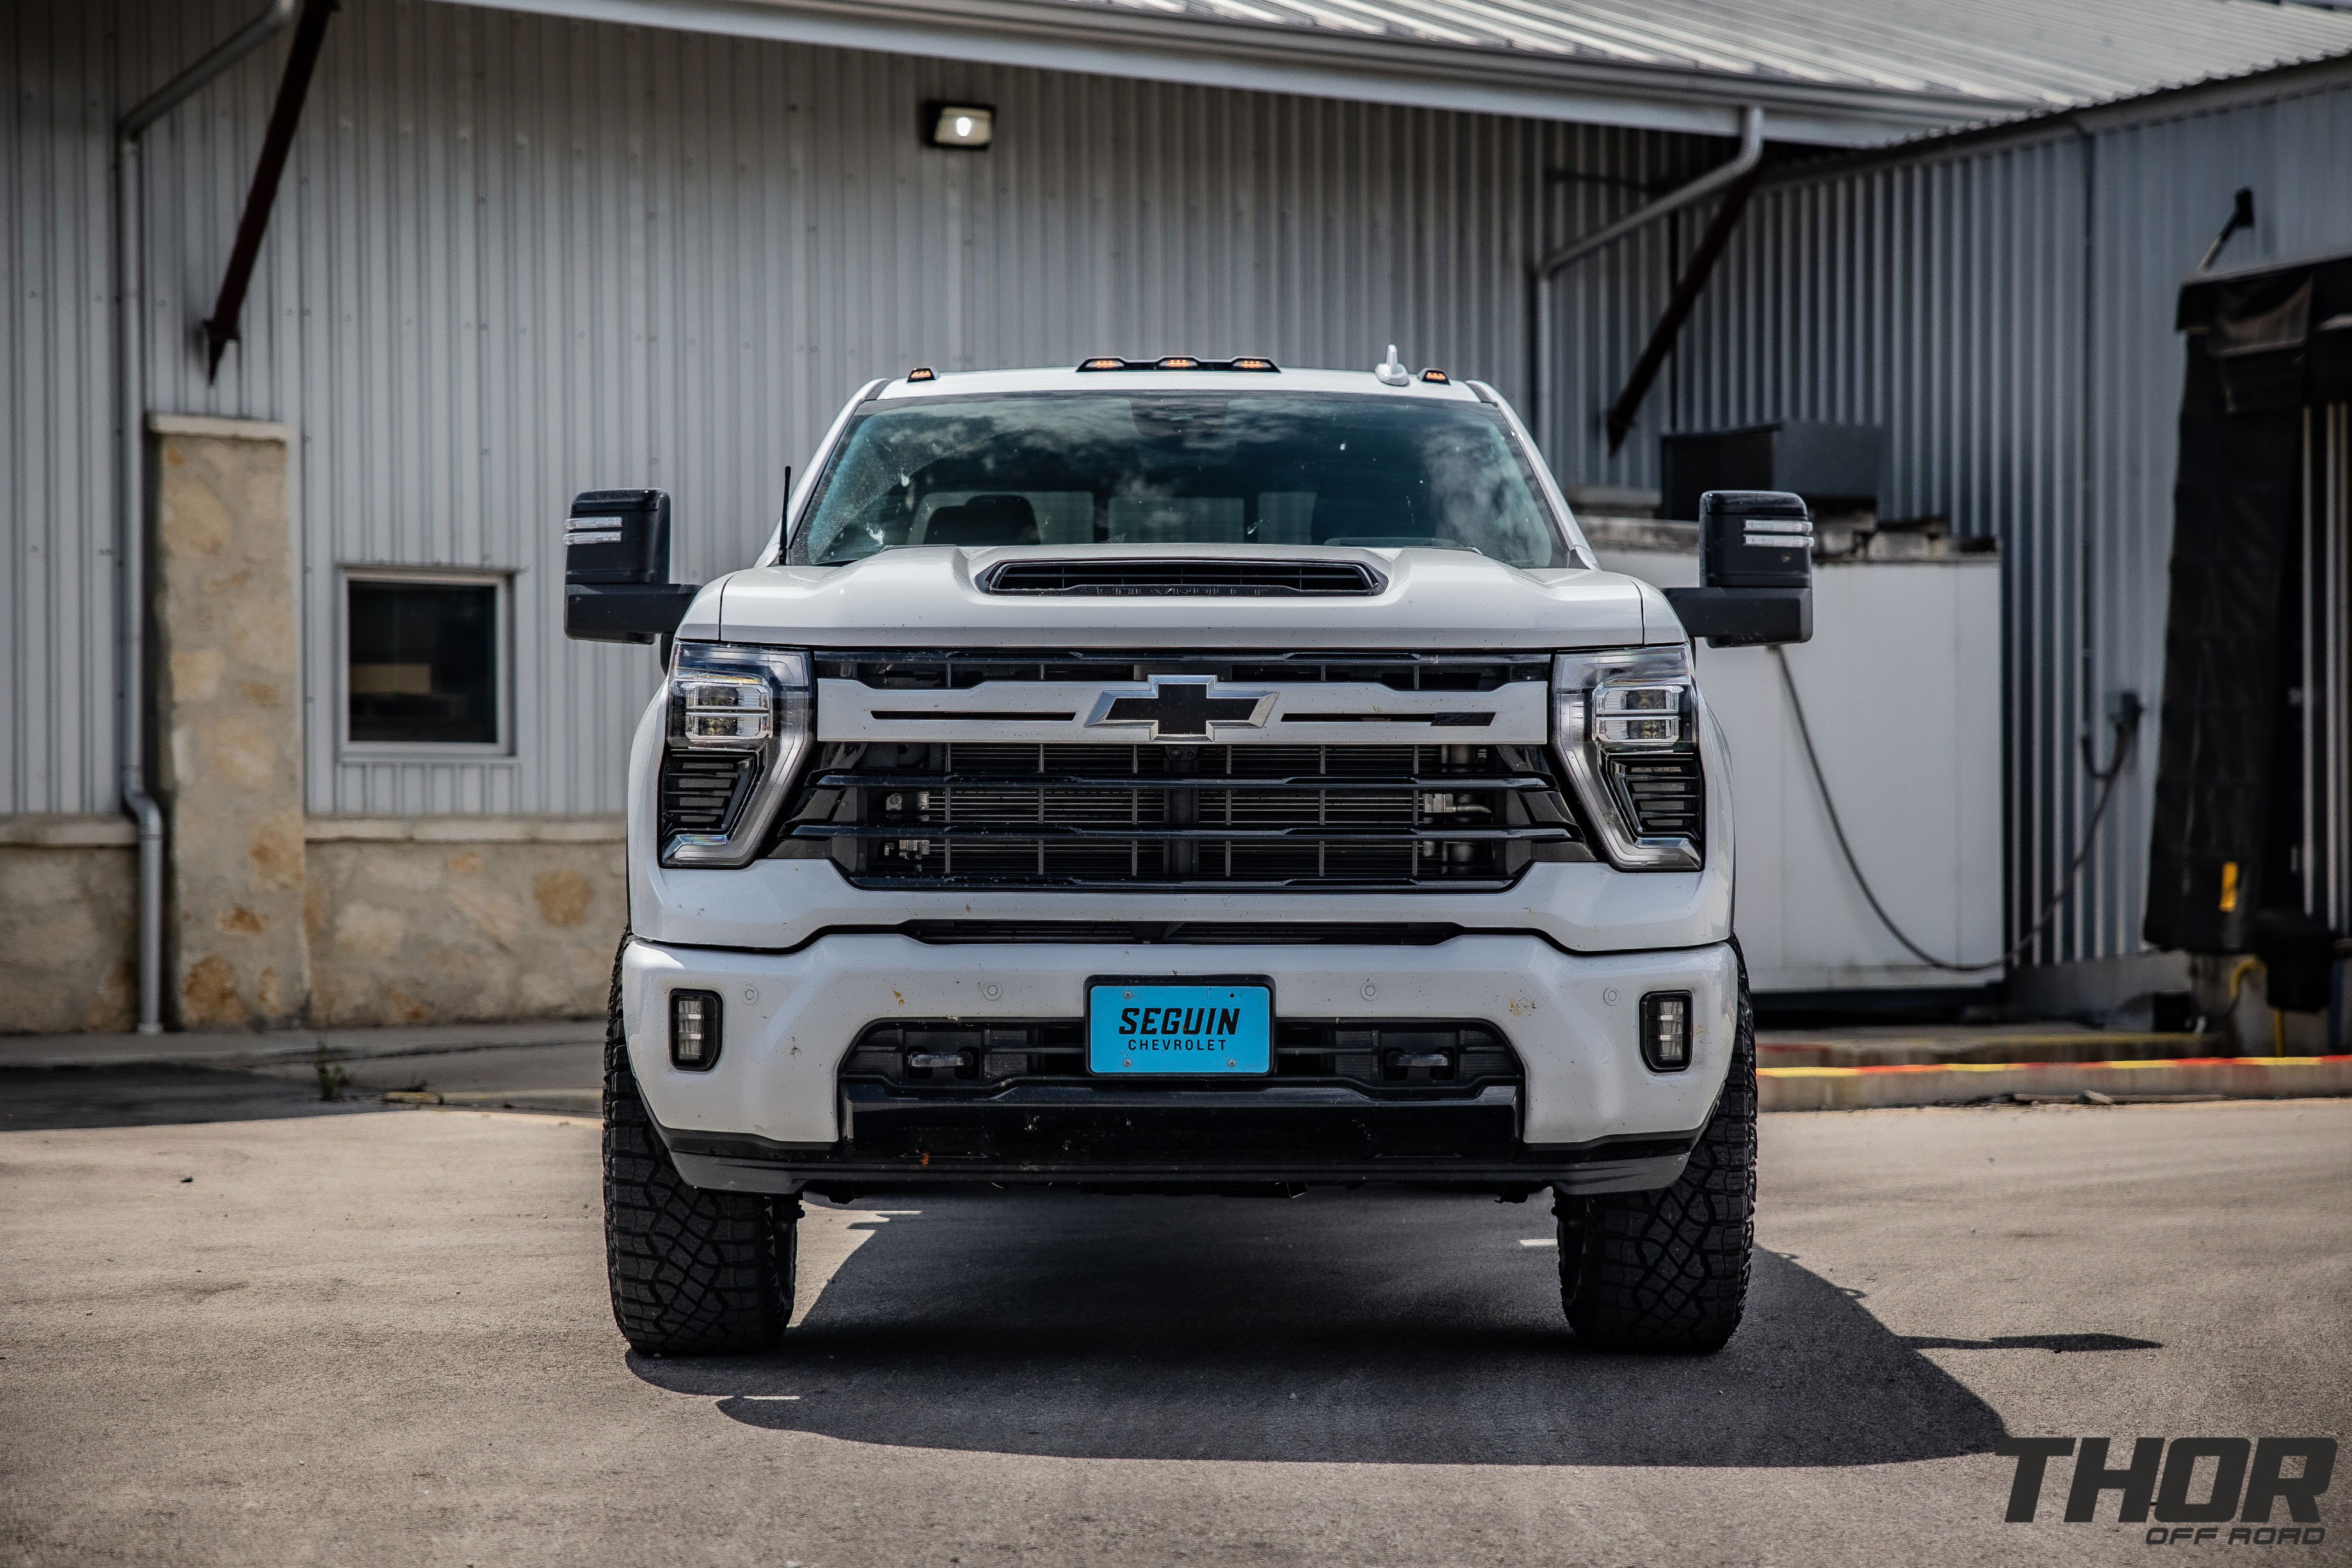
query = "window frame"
(336, 567, 516, 761)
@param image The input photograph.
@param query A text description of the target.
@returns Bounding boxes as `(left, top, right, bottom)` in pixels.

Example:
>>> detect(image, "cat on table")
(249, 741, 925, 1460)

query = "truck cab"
(573, 355, 1812, 1357)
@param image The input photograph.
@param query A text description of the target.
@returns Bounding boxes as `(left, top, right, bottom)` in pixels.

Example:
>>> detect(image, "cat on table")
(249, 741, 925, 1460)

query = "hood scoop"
(979, 557, 1386, 597)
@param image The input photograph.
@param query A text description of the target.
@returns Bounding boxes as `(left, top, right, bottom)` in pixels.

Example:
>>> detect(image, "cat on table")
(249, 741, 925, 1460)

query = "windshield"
(790, 392, 1567, 568)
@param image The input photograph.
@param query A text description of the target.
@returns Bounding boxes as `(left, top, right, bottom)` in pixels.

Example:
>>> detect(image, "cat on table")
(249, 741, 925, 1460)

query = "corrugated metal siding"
(8, 0, 1700, 818)
(1636, 68, 2352, 968)
(2, 5, 121, 815)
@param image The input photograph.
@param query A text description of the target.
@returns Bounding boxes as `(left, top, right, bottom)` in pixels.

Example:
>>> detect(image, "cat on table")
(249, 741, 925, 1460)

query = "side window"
(342, 573, 509, 753)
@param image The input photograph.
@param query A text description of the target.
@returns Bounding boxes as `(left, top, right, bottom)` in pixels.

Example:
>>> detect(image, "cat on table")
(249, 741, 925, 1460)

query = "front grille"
(844, 1019, 1521, 1094)
(780, 740, 1583, 888)
(980, 559, 1385, 597)
(658, 750, 761, 838)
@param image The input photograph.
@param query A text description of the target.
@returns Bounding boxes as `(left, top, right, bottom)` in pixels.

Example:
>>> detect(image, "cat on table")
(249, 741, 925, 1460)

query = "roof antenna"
(1374, 344, 1411, 386)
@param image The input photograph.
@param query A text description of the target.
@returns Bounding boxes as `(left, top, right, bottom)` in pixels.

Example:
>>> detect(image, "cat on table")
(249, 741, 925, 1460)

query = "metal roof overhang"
(453, 0, 2036, 146)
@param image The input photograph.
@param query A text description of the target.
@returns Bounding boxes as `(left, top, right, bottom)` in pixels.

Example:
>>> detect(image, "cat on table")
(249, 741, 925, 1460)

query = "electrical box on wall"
(1661, 421, 1885, 524)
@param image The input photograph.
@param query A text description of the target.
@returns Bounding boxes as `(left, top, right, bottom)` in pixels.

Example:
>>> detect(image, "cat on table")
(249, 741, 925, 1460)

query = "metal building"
(6, 0, 2351, 1033)
(1573, 56, 2352, 1021)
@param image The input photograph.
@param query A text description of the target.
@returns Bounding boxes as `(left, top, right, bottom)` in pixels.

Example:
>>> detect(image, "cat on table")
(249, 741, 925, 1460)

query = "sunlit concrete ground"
(2, 1057, 2346, 1567)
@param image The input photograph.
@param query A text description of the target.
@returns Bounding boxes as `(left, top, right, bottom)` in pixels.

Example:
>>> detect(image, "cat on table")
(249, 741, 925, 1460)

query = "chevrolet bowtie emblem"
(1084, 676, 1275, 740)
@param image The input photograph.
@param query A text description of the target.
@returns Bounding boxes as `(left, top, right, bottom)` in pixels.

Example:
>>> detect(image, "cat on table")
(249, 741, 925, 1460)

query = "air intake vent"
(659, 750, 759, 840)
(980, 559, 1385, 597)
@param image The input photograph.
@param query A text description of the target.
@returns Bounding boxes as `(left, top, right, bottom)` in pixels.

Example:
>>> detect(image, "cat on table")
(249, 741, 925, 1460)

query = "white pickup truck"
(563, 353, 1814, 1358)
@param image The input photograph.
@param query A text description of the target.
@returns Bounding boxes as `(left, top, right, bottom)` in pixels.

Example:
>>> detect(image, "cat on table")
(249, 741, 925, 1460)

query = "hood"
(694, 544, 1668, 650)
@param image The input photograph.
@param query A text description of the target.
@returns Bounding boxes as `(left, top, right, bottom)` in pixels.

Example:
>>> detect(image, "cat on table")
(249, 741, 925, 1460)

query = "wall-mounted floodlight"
(926, 102, 994, 150)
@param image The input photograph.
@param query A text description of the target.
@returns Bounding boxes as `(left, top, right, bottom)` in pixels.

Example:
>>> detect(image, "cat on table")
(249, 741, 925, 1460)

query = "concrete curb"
(1756, 1031, 2223, 1068)
(1760, 1055, 2352, 1110)
(385, 1089, 603, 1114)
(0, 1021, 603, 1071)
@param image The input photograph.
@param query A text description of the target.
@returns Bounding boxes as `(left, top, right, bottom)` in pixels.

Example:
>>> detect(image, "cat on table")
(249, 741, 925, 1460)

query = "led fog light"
(669, 989, 723, 1070)
(1639, 991, 1692, 1072)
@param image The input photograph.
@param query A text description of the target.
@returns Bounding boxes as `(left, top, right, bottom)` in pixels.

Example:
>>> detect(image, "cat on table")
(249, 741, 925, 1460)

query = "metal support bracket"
(201, 0, 339, 381)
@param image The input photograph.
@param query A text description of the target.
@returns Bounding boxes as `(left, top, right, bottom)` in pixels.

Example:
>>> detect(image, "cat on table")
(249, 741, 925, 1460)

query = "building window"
(344, 573, 507, 751)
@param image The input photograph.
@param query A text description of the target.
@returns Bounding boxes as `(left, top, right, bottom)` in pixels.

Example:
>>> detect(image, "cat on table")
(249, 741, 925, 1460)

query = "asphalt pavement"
(2, 1057, 2346, 1567)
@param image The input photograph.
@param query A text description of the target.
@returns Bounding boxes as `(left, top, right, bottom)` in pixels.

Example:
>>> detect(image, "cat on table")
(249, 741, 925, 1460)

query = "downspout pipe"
(1530, 104, 1763, 461)
(116, 0, 299, 1032)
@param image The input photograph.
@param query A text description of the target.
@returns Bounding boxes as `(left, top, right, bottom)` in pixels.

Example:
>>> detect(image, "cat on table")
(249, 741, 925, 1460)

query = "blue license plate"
(1088, 981, 1272, 1075)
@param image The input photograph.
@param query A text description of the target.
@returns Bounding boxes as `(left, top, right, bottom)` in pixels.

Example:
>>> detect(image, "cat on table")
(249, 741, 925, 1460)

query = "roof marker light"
(1420, 367, 1449, 383)
(1075, 355, 1281, 373)
(906, 366, 937, 382)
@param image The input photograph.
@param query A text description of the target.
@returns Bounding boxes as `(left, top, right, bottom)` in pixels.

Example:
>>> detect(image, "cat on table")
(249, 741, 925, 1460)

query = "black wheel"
(1556, 962, 1756, 1353)
(603, 940, 794, 1356)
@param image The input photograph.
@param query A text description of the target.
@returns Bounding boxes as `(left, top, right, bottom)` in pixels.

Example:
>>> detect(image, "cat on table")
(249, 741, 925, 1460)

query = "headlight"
(1551, 647, 1704, 871)
(659, 643, 812, 868)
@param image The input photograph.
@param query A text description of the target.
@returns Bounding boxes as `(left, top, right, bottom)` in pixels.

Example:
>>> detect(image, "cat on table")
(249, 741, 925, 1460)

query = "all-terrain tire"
(603, 940, 794, 1355)
(1556, 961, 1755, 1353)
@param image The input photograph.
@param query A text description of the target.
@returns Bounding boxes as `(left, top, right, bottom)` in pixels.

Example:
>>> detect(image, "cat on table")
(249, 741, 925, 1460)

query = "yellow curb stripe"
(1759, 1055, 2352, 1079)
(1760, 1032, 2224, 1051)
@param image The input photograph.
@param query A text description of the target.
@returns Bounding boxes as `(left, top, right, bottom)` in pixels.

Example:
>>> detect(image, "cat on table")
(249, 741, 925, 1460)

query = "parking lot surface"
(2, 1071, 2346, 1567)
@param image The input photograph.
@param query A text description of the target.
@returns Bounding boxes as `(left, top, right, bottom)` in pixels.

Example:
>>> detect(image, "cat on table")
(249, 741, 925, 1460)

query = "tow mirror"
(1661, 489, 1814, 647)
(563, 489, 700, 644)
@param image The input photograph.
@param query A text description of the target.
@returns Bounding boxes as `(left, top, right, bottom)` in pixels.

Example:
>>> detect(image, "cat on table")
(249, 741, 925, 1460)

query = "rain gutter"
(1528, 104, 1764, 463)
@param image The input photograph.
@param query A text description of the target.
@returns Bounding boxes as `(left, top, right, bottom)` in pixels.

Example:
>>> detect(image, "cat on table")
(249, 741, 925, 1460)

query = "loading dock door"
(2149, 252, 2352, 952)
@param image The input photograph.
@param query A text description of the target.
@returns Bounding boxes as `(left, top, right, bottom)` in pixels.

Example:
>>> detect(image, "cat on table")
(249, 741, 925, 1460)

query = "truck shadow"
(630, 1187, 2018, 1467)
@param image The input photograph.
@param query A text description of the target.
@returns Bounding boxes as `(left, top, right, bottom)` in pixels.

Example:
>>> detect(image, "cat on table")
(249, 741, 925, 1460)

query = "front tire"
(603, 941, 794, 1356)
(1556, 965, 1756, 1353)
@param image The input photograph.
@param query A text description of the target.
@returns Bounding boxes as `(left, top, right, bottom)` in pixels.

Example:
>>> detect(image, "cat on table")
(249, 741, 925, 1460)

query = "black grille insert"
(844, 1019, 1521, 1093)
(980, 559, 1384, 597)
(895, 921, 1465, 945)
(780, 740, 1584, 888)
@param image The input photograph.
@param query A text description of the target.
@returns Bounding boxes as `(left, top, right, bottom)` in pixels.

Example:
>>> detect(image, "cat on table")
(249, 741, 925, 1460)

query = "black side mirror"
(563, 489, 700, 644)
(1661, 489, 1815, 647)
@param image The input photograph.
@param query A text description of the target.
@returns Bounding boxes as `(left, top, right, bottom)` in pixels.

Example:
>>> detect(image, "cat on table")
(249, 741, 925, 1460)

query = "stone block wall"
(303, 819, 624, 1027)
(0, 819, 137, 1034)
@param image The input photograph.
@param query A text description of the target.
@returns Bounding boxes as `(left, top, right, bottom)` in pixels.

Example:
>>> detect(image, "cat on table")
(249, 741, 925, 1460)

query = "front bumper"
(664, 1082, 1701, 1196)
(623, 934, 1738, 1188)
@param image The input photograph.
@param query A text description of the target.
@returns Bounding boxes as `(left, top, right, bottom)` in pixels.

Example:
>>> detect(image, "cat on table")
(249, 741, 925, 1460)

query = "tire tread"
(603, 940, 792, 1356)
(1558, 962, 1756, 1353)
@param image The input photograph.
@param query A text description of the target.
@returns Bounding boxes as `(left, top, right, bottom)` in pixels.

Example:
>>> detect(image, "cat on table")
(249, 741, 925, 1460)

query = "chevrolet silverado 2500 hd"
(563, 353, 1815, 1357)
